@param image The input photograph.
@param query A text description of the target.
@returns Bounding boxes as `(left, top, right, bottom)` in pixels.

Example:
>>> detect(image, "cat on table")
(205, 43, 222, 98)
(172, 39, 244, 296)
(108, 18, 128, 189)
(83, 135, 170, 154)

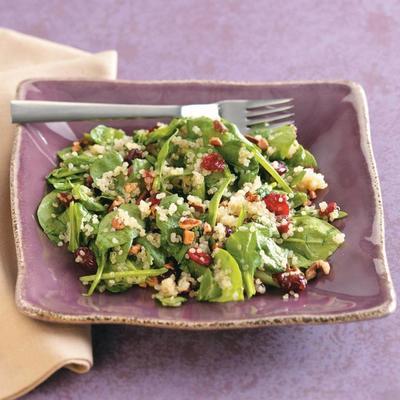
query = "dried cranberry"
(272, 161, 288, 175)
(147, 196, 161, 206)
(74, 247, 98, 273)
(277, 220, 291, 234)
(201, 152, 225, 172)
(263, 193, 290, 216)
(275, 269, 307, 293)
(85, 175, 94, 187)
(187, 249, 212, 266)
(57, 192, 73, 207)
(319, 202, 337, 217)
(213, 120, 228, 133)
(124, 149, 144, 164)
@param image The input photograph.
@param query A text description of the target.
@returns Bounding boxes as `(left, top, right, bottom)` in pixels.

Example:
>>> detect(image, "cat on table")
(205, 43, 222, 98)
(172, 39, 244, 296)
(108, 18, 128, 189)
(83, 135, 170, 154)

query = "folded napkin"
(0, 29, 117, 400)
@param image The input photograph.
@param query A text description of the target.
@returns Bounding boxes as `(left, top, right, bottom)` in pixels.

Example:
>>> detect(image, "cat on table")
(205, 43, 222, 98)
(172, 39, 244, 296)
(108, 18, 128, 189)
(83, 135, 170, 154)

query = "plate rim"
(11, 78, 397, 330)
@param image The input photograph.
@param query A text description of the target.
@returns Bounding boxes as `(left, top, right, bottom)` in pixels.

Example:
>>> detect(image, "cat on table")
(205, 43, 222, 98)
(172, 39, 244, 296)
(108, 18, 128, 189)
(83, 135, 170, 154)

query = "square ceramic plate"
(11, 79, 396, 329)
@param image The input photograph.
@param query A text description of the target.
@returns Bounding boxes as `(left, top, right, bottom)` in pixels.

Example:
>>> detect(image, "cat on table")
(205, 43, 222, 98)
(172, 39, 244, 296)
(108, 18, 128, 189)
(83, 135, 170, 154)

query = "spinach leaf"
(236, 205, 247, 228)
(144, 118, 183, 144)
(254, 270, 279, 288)
(153, 131, 178, 191)
(156, 195, 190, 262)
(137, 237, 166, 268)
(282, 215, 343, 266)
(154, 293, 187, 307)
(287, 145, 317, 168)
(71, 184, 105, 212)
(266, 125, 297, 159)
(197, 268, 222, 301)
(226, 223, 284, 297)
(90, 125, 125, 144)
(207, 169, 233, 227)
(290, 192, 308, 208)
(210, 248, 244, 302)
(95, 203, 143, 251)
(67, 202, 89, 252)
(90, 151, 123, 180)
(48, 175, 84, 190)
(37, 191, 66, 244)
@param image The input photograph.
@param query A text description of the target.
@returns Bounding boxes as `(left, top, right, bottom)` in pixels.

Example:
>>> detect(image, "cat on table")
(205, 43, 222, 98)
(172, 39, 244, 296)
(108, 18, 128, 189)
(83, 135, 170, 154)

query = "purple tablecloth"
(2, 1, 399, 399)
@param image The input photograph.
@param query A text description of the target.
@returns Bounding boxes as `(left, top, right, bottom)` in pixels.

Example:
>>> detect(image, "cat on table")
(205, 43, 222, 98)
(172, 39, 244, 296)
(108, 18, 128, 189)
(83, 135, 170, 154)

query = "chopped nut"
(111, 217, 125, 230)
(164, 262, 175, 270)
(244, 134, 259, 144)
(71, 141, 81, 152)
(124, 182, 138, 194)
(146, 277, 159, 287)
(245, 192, 260, 202)
(209, 137, 223, 147)
(213, 119, 228, 133)
(203, 222, 212, 235)
(108, 196, 125, 212)
(85, 175, 94, 187)
(305, 260, 331, 280)
(128, 244, 142, 255)
(257, 137, 269, 150)
(183, 230, 195, 245)
(143, 170, 155, 191)
(179, 217, 202, 230)
(308, 190, 317, 200)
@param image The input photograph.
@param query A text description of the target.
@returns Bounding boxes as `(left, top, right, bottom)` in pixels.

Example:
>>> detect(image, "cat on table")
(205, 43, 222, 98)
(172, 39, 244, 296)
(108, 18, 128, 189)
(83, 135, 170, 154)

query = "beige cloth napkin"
(0, 29, 117, 400)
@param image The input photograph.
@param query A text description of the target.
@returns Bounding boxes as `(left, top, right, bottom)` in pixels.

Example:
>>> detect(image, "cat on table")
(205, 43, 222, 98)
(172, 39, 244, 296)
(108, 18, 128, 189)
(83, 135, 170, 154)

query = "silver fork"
(10, 98, 294, 132)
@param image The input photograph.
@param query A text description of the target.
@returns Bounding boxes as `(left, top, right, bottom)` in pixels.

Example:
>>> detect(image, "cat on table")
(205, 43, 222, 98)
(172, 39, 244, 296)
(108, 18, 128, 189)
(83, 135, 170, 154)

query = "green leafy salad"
(37, 117, 347, 306)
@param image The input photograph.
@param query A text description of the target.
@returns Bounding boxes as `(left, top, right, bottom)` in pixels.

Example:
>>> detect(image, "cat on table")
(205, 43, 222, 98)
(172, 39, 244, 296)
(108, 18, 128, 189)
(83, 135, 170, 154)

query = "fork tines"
(246, 98, 294, 129)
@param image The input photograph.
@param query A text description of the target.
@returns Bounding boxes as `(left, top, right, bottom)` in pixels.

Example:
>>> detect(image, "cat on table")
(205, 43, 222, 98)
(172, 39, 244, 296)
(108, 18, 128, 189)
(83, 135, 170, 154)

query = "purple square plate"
(11, 79, 396, 329)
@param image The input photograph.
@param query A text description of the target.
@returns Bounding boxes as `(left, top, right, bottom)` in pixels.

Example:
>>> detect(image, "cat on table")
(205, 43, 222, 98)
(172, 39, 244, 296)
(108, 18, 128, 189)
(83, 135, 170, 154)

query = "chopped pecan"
(257, 137, 269, 150)
(209, 137, 223, 147)
(111, 217, 125, 230)
(143, 170, 155, 191)
(85, 175, 94, 188)
(244, 134, 259, 144)
(308, 190, 317, 200)
(305, 260, 331, 281)
(164, 262, 175, 270)
(183, 230, 195, 245)
(146, 277, 159, 287)
(179, 218, 202, 230)
(57, 192, 74, 207)
(108, 196, 125, 212)
(213, 120, 228, 133)
(124, 182, 138, 194)
(245, 192, 260, 202)
(71, 141, 81, 152)
(128, 244, 142, 255)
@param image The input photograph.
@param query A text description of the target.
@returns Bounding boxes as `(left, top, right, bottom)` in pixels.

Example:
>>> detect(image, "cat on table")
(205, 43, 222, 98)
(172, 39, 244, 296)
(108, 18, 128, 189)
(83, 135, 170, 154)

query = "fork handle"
(10, 100, 182, 123)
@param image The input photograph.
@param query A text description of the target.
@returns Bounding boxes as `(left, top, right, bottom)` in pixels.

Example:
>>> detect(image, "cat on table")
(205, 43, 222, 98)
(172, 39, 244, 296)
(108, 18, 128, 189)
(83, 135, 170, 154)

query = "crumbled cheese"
(170, 232, 182, 244)
(115, 208, 146, 236)
(212, 223, 227, 243)
(90, 144, 106, 155)
(333, 232, 345, 244)
(296, 168, 328, 192)
(138, 200, 151, 219)
(146, 233, 161, 248)
(155, 275, 179, 298)
(177, 272, 195, 293)
(238, 146, 254, 167)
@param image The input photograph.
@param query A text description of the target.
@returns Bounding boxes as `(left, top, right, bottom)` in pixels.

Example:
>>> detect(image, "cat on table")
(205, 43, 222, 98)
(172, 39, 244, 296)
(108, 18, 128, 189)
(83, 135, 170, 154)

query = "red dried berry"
(147, 196, 161, 206)
(187, 249, 212, 266)
(124, 149, 144, 164)
(319, 202, 337, 217)
(275, 269, 307, 293)
(213, 120, 228, 133)
(57, 192, 74, 207)
(74, 247, 98, 273)
(277, 220, 291, 234)
(85, 175, 94, 187)
(263, 193, 290, 216)
(201, 152, 225, 172)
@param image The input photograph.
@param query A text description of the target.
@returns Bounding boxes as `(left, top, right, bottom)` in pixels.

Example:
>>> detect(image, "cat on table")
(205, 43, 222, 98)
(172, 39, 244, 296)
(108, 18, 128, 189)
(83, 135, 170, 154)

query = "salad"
(37, 117, 347, 307)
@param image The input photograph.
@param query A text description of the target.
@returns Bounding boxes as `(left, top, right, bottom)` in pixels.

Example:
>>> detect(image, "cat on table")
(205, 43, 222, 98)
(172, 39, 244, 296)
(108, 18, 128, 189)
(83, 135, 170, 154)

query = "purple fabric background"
(1, 1, 399, 399)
